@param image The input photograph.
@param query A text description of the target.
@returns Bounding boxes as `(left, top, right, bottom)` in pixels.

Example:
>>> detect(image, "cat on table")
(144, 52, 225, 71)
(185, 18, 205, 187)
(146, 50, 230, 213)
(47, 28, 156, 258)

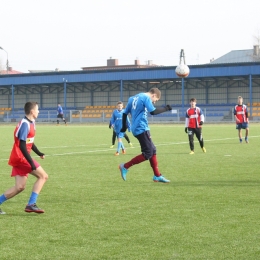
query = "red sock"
(149, 154, 161, 177)
(124, 154, 146, 169)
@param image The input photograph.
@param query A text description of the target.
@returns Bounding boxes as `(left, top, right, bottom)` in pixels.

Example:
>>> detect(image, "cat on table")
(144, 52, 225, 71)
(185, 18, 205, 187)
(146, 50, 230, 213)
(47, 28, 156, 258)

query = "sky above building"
(0, 0, 260, 72)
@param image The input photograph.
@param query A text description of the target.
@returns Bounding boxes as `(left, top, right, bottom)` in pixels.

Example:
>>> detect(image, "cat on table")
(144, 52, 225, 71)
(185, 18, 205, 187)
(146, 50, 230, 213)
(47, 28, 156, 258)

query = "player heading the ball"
(118, 87, 172, 183)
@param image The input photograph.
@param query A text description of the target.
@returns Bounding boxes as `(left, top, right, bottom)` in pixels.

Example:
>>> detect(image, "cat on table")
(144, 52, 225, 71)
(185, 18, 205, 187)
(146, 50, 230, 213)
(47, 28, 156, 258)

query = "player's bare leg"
(30, 166, 48, 194)
(25, 166, 48, 213)
(3, 175, 27, 200)
(238, 129, 242, 143)
(245, 128, 249, 143)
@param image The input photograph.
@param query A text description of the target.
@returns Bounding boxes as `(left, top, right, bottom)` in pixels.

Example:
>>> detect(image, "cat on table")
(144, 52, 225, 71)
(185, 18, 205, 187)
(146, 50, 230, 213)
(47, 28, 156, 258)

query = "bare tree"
(0, 57, 5, 74)
(252, 29, 260, 61)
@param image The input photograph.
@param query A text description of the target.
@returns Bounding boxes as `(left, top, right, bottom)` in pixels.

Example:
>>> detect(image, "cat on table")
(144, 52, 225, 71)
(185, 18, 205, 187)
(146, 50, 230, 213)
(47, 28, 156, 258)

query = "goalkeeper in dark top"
(57, 103, 67, 125)
(118, 87, 172, 183)
(185, 98, 206, 154)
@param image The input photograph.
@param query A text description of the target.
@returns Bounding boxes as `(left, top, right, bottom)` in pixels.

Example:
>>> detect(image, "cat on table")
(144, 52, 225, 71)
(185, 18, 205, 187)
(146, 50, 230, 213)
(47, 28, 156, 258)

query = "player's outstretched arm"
(150, 105, 172, 115)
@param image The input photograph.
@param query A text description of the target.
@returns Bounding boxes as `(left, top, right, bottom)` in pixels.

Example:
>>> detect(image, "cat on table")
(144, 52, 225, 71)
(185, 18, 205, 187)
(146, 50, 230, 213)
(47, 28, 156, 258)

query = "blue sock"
(121, 142, 125, 151)
(28, 192, 38, 205)
(117, 141, 122, 153)
(239, 138, 242, 143)
(0, 194, 7, 205)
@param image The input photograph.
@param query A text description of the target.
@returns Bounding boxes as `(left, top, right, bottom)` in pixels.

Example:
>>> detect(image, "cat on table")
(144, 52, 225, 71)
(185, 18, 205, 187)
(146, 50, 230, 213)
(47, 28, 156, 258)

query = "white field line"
(0, 135, 259, 161)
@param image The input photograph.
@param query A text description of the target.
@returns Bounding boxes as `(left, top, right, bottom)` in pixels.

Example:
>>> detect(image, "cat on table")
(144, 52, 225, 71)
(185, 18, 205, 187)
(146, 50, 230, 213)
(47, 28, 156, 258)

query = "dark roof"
(210, 48, 260, 64)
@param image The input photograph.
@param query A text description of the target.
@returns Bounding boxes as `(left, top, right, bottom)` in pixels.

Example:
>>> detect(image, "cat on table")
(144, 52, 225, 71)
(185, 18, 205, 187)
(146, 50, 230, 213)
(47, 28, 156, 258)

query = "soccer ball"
(175, 64, 190, 78)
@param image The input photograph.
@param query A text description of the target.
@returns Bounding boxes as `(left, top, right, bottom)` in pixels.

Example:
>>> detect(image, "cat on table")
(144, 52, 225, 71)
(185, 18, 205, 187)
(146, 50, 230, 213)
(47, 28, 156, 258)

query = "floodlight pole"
(249, 74, 252, 117)
(120, 80, 123, 102)
(0, 46, 9, 74)
(63, 78, 67, 118)
(182, 78, 185, 116)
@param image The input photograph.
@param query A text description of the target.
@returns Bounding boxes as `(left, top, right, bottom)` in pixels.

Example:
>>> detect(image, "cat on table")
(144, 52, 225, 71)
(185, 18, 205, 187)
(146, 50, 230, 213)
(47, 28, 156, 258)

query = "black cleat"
(25, 203, 44, 214)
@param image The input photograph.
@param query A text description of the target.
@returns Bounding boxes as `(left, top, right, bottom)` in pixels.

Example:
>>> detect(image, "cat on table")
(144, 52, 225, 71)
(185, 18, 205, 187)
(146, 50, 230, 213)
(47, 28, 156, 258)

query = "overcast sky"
(0, 0, 259, 72)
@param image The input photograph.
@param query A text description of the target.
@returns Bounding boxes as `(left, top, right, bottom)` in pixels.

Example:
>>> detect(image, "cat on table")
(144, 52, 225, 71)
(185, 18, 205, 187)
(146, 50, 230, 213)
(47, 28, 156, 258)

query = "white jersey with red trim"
(185, 107, 204, 128)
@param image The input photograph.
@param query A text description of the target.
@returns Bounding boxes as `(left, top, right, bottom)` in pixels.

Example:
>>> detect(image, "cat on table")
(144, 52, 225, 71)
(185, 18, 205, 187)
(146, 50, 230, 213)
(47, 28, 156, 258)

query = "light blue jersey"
(110, 109, 130, 135)
(124, 93, 155, 136)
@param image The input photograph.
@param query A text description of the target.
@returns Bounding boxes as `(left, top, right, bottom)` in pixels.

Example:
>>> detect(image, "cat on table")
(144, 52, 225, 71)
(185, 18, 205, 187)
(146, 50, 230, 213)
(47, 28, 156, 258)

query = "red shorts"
(11, 160, 40, 177)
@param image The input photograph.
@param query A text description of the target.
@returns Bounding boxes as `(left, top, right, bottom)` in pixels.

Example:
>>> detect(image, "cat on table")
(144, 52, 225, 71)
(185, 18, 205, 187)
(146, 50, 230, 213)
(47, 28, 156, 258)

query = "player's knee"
(38, 172, 48, 182)
(16, 184, 26, 193)
(43, 173, 49, 182)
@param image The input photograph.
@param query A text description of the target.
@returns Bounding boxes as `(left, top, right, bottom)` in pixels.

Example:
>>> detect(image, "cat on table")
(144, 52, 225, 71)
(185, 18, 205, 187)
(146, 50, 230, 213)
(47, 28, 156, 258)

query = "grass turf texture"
(0, 123, 260, 260)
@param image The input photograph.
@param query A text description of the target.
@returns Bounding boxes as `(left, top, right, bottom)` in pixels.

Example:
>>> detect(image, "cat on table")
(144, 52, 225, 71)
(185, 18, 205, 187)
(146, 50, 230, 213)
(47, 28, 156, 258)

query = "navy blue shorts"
(236, 123, 249, 129)
(135, 130, 156, 160)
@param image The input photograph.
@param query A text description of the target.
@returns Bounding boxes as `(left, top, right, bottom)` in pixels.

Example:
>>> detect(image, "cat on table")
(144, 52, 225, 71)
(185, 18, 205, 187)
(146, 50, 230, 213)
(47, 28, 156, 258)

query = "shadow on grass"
(172, 180, 260, 187)
(1, 213, 43, 217)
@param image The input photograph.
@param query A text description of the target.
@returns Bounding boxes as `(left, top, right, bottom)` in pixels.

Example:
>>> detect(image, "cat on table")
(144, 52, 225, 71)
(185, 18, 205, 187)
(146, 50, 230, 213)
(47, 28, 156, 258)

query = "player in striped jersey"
(234, 96, 249, 143)
(185, 98, 206, 154)
(0, 102, 48, 214)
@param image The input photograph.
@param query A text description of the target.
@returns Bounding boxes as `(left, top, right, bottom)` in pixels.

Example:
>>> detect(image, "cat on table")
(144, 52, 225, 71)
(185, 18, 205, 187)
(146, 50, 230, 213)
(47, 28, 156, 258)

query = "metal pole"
(120, 80, 123, 102)
(12, 84, 14, 113)
(249, 74, 252, 117)
(64, 80, 67, 118)
(182, 78, 185, 117)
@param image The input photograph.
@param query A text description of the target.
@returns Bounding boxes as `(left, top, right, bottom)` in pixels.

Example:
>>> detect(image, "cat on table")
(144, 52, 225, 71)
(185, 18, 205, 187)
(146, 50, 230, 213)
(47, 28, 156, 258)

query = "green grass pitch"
(0, 123, 259, 259)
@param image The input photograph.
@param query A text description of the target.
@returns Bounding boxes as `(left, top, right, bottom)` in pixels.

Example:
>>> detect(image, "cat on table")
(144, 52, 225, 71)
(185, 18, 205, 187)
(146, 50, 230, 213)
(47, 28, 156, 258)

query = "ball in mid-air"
(175, 64, 190, 78)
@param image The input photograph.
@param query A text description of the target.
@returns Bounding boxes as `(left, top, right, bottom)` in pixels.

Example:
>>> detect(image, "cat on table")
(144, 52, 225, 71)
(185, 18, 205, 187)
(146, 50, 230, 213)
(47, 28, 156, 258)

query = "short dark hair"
(190, 98, 197, 102)
(117, 101, 123, 105)
(24, 102, 38, 115)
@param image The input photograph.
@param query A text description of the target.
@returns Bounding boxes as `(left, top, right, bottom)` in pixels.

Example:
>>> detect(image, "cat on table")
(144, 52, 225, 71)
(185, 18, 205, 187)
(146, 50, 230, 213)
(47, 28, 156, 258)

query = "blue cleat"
(153, 175, 170, 183)
(119, 163, 128, 181)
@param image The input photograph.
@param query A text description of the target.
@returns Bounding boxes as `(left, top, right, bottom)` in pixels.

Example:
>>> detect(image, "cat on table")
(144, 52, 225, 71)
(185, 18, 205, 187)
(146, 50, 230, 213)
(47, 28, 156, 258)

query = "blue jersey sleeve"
(17, 122, 29, 141)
